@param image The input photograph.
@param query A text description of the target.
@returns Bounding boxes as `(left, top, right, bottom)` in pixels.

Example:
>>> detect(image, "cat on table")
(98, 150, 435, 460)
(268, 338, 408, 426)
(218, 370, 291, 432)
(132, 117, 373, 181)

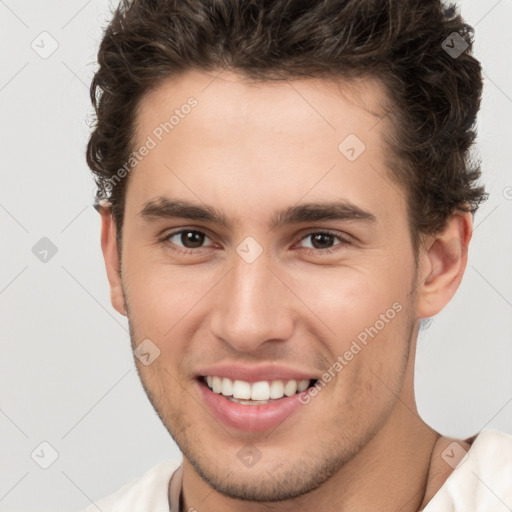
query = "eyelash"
(158, 229, 349, 257)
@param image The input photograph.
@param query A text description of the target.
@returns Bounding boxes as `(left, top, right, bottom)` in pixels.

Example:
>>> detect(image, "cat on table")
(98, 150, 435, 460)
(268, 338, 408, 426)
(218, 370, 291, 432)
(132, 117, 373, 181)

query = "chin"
(181, 443, 349, 503)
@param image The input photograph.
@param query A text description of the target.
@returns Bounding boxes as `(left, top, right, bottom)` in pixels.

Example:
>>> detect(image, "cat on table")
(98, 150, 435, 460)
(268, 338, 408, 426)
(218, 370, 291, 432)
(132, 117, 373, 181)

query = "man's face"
(117, 70, 420, 500)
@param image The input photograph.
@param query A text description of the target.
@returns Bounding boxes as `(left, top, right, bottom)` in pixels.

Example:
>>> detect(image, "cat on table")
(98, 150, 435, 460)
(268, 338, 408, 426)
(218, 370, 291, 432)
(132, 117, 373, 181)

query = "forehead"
(135, 69, 390, 143)
(126, 69, 403, 229)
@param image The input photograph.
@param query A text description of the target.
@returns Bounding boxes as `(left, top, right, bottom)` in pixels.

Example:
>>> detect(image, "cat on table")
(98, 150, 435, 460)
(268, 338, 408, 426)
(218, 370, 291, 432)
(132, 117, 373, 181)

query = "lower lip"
(197, 380, 308, 432)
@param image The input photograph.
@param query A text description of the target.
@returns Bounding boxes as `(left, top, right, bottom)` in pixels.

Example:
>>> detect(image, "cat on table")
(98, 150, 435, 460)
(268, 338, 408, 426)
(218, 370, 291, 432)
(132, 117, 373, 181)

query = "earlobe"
(99, 206, 127, 316)
(416, 212, 473, 319)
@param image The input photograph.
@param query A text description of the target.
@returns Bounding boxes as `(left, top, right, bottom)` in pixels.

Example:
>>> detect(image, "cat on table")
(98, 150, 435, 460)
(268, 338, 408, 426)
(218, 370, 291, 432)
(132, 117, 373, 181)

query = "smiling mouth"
(200, 376, 318, 405)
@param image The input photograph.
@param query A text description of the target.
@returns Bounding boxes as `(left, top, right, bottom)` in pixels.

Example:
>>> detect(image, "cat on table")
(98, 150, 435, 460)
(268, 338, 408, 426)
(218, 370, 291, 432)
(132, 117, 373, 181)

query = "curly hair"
(87, 0, 487, 249)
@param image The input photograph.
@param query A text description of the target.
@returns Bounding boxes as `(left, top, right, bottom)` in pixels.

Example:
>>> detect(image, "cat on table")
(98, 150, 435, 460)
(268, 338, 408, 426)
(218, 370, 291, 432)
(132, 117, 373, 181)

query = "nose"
(209, 250, 295, 353)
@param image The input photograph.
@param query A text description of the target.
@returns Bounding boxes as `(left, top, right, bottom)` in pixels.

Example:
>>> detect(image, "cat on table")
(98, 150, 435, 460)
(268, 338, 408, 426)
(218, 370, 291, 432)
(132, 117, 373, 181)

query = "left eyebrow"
(139, 197, 377, 230)
(269, 201, 376, 229)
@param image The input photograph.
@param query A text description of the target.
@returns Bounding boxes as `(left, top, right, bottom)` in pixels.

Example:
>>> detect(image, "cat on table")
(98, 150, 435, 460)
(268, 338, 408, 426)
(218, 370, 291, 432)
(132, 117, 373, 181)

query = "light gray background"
(1, 1, 511, 511)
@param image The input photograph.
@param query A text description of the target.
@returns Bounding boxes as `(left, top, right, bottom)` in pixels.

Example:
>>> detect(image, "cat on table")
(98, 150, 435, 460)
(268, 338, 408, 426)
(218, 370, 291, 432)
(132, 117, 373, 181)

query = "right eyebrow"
(140, 198, 231, 228)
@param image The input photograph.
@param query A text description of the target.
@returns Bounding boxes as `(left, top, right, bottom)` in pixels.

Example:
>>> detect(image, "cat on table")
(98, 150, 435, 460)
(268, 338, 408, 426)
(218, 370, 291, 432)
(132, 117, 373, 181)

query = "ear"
(416, 211, 473, 319)
(99, 206, 126, 316)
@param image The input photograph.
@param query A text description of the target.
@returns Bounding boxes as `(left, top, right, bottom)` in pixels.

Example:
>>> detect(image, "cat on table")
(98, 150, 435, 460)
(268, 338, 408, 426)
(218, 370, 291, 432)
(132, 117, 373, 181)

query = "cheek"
(291, 264, 407, 340)
(290, 264, 412, 397)
(123, 247, 215, 339)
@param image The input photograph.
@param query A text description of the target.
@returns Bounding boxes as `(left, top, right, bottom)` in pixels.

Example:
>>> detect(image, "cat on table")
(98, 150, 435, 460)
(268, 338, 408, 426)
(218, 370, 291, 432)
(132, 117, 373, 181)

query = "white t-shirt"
(78, 429, 512, 512)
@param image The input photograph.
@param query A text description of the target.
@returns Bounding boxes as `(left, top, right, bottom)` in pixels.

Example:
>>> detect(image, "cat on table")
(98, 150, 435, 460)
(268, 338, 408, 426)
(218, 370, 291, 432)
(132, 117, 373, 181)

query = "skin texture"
(100, 69, 473, 511)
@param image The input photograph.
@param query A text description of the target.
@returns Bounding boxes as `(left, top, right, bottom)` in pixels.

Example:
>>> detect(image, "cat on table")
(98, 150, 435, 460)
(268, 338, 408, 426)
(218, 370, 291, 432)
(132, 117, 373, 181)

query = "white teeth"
(221, 377, 233, 396)
(251, 381, 270, 401)
(283, 379, 298, 396)
(233, 380, 251, 399)
(212, 376, 222, 393)
(269, 380, 284, 399)
(204, 376, 313, 401)
(229, 397, 270, 405)
(297, 379, 309, 392)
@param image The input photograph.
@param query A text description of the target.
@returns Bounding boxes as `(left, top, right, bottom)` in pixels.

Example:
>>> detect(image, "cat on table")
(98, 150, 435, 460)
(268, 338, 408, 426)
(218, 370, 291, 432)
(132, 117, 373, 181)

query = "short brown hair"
(87, 0, 487, 247)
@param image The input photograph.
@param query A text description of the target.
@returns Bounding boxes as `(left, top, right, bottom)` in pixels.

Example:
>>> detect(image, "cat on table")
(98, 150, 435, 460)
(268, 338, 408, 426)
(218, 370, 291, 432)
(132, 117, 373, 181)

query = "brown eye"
(166, 230, 212, 250)
(181, 230, 205, 248)
(300, 232, 341, 250)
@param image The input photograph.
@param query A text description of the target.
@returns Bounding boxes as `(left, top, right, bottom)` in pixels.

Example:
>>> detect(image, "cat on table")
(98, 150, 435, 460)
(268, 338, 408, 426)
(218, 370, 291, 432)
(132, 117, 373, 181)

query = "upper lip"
(196, 363, 319, 383)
